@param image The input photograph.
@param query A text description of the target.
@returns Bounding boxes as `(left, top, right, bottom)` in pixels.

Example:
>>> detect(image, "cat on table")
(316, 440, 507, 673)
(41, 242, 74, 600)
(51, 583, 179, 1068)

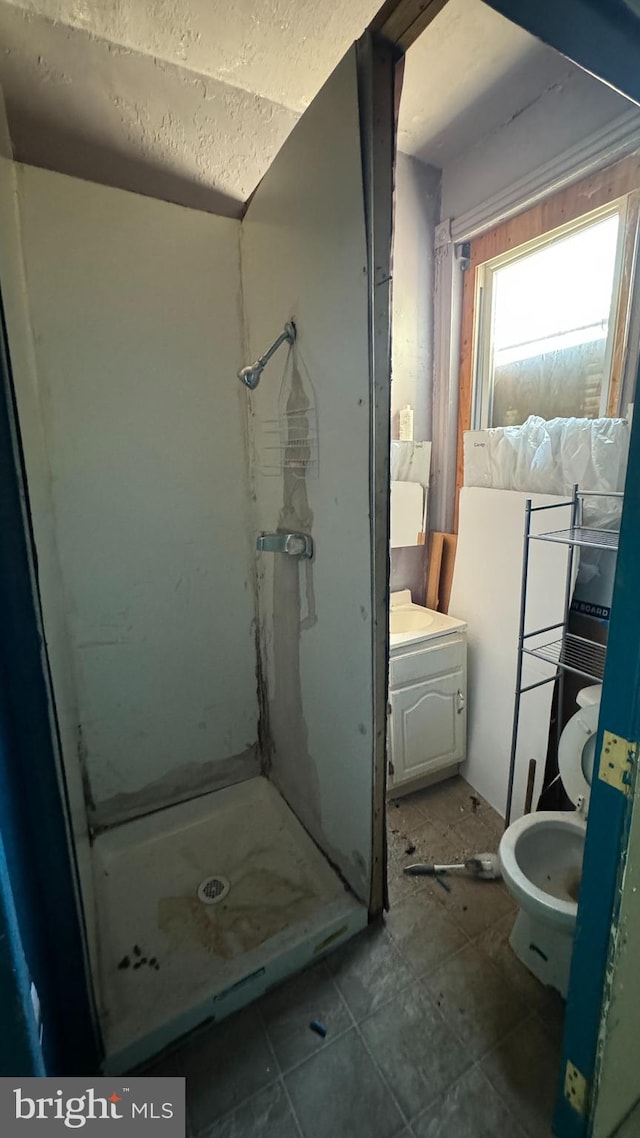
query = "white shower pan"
(93, 777, 366, 1073)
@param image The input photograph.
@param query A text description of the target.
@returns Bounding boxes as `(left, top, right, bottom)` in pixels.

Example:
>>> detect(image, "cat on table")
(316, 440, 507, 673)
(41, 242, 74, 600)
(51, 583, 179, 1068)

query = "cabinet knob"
(457, 690, 465, 714)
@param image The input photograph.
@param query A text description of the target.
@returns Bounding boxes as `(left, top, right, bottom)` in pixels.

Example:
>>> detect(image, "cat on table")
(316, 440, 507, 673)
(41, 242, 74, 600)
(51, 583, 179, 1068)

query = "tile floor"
(143, 776, 565, 1138)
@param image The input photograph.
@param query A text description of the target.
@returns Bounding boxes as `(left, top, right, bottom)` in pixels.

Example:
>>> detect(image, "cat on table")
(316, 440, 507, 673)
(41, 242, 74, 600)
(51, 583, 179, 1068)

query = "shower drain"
(197, 875, 230, 906)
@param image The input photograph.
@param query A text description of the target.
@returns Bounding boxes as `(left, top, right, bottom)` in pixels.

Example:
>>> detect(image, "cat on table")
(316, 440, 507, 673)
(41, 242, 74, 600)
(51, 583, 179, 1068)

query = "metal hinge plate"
(564, 1060, 589, 1117)
(598, 730, 638, 796)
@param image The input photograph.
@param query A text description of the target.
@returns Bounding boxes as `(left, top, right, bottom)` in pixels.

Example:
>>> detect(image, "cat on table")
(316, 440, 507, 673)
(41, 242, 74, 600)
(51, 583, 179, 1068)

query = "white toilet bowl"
(499, 684, 601, 996)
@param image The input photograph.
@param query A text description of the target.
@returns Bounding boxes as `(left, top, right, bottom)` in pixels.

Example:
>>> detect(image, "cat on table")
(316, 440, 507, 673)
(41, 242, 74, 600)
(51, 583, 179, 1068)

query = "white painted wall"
(441, 67, 631, 226)
(392, 154, 440, 442)
(14, 166, 258, 817)
(241, 49, 374, 902)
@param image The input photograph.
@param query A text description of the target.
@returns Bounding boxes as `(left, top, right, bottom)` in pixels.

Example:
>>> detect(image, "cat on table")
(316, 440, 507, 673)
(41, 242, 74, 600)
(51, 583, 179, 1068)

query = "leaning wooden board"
(426, 533, 444, 609)
(440, 534, 458, 615)
(426, 531, 457, 613)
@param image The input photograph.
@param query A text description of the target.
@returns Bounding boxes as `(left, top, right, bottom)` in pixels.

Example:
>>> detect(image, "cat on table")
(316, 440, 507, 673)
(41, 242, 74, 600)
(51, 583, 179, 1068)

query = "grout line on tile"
(477, 1047, 543, 1138)
(327, 965, 357, 1026)
(328, 919, 473, 1031)
(255, 1000, 282, 1074)
(449, 924, 530, 997)
(256, 967, 359, 1077)
(447, 988, 531, 1065)
(256, 1008, 305, 1138)
(354, 1020, 412, 1131)
(270, 1021, 355, 1079)
(196, 1076, 295, 1138)
(473, 1006, 536, 1066)
(409, 1057, 528, 1138)
(480, 1059, 533, 1138)
(277, 1076, 305, 1138)
(410, 1060, 483, 1132)
(416, 944, 530, 1065)
(327, 951, 422, 1131)
(469, 922, 560, 1024)
(390, 931, 475, 988)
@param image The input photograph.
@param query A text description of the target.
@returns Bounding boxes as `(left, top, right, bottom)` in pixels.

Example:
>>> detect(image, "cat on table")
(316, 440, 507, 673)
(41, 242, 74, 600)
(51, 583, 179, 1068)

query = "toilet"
(499, 684, 601, 997)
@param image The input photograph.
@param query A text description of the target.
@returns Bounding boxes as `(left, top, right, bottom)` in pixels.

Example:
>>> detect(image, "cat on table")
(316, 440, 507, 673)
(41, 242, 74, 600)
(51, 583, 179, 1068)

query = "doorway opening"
(384, 1, 640, 1132)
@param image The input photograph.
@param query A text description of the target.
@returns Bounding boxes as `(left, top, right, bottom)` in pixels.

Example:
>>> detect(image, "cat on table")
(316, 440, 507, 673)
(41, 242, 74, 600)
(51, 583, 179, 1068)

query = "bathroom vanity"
(388, 592, 468, 795)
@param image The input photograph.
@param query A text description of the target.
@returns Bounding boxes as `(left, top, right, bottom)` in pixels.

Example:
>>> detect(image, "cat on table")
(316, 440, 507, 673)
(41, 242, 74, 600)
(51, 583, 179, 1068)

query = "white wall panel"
(242, 49, 374, 900)
(16, 167, 257, 816)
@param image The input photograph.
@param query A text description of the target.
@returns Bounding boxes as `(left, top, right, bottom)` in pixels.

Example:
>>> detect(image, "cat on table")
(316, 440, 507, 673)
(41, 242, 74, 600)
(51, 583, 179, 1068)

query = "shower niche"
(7, 45, 383, 1073)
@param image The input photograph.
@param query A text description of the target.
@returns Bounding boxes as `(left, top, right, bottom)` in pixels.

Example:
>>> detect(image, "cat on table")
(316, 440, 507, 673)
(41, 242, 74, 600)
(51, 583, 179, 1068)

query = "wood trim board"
(426, 531, 444, 608)
(439, 533, 457, 615)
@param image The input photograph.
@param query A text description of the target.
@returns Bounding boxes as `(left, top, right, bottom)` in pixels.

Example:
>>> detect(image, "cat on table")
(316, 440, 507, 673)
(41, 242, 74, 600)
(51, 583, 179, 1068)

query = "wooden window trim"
(455, 153, 640, 529)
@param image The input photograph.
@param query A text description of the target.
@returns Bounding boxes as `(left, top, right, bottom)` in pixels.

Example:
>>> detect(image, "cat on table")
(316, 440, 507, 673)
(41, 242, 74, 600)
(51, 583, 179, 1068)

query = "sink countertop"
(389, 590, 467, 650)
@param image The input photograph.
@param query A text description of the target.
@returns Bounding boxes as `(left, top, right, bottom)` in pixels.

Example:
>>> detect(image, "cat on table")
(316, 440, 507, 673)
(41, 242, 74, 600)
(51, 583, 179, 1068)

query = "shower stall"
(3, 42, 394, 1072)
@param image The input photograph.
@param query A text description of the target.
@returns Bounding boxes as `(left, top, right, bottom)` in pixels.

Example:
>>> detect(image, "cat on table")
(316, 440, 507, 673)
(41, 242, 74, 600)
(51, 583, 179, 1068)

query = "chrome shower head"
(238, 363, 263, 390)
(237, 321, 296, 390)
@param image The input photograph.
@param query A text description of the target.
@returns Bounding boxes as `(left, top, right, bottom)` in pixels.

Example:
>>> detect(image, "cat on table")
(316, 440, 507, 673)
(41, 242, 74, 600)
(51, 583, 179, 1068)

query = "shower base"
(92, 776, 366, 1073)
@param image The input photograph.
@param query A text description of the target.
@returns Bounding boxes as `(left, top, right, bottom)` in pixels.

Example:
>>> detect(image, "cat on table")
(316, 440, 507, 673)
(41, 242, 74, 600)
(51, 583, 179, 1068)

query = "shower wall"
(241, 49, 375, 904)
(11, 165, 258, 826)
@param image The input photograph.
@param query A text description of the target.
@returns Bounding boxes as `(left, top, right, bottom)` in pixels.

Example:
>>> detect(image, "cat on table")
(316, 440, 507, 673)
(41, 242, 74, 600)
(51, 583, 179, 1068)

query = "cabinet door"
(390, 670, 465, 785)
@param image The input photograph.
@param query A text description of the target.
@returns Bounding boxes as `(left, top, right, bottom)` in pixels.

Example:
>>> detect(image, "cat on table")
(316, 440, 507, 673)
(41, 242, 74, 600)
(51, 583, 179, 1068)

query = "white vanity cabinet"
(388, 608, 467, 795)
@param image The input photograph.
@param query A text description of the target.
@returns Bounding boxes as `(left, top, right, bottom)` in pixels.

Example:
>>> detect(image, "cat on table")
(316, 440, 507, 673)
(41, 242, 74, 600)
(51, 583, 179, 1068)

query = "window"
(472, 203, 627, 428)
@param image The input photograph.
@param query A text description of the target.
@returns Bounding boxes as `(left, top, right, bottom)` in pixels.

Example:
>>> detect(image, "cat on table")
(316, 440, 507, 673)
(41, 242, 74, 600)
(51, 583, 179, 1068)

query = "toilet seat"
(577, 684, 602, 708)
(558, 702, 599, 809)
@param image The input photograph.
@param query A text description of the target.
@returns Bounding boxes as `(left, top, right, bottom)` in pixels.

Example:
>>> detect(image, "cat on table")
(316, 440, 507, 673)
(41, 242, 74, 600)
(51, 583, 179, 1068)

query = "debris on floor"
(139, 776, 564, 1138)
(403, 854, 501, 881)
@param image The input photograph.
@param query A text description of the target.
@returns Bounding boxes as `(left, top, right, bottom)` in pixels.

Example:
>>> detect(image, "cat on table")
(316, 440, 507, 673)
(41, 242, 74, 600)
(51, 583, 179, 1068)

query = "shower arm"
(255, 323, 295, 370)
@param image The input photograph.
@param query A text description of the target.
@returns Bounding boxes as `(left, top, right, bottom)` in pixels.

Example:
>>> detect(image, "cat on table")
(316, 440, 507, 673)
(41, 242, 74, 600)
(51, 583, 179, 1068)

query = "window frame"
(454, 154, 640, 532)
(471, 197, 629, 429)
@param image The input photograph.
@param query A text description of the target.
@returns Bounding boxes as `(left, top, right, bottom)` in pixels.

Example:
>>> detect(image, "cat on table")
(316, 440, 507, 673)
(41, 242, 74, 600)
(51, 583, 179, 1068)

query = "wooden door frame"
(363, 1, 454, 913)
(357, 31, 401, 915)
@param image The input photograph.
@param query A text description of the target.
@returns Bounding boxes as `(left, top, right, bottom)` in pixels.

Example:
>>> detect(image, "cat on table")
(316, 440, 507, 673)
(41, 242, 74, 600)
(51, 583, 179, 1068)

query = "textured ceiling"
(0, 0, 620, 215)
(2, 0, 380, 112)
(0, 0, 382, 213)
(0, 3, 302, 216)
(399, 0, 578, 166)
